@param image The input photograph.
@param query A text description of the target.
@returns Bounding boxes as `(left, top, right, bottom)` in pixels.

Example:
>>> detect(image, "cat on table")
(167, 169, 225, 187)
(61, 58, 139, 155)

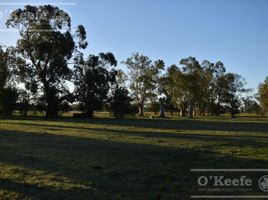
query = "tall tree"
(202, 60, 226, 116)
(180, 57, 204, 118)
(259, 77, 268, 114)
(160, 65, 188, 116)
(73, 52, 117, 117)
(222, 73, 247, 117)
(124, 53, 164, 116)
(109, 70, 133, 118)
(6, 5, 87, 117)
(0, 47, 18, 115)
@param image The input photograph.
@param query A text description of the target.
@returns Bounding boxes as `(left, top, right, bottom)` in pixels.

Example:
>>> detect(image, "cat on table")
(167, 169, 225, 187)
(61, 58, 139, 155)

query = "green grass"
(0, 116, 268, 199)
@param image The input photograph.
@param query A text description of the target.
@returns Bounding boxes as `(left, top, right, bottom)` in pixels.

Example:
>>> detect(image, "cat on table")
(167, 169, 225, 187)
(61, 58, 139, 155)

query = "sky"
(0, 0, 268, 93)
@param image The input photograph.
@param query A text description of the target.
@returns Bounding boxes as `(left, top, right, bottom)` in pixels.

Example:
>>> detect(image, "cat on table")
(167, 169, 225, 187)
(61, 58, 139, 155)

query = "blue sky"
(0, 0, 268, 92)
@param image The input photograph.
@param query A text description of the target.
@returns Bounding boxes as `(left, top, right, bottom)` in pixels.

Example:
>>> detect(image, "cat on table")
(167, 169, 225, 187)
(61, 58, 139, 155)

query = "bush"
(110, 87, 133, 118)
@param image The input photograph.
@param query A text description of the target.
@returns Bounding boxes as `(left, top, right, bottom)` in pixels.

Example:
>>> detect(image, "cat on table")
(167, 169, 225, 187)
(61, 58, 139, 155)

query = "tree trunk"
(230, 107, 236, 118)
(23, 106, 28, 116)
(216, 103, 221, 116)
(138, 105, 144, 116)
(87, 109, 94, 118)
(159, 98, 165, 118)
(181, 106, 186, 117)
(44, 82, 59, 118)
(46, 103, 58, 117)
(200, 104, 206, 116)
(46, 92, 59, 117)
(187, 101, 194, 118)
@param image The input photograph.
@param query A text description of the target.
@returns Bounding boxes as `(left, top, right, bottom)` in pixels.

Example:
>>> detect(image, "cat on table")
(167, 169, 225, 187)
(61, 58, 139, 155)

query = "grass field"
(0, 116, 267, 199)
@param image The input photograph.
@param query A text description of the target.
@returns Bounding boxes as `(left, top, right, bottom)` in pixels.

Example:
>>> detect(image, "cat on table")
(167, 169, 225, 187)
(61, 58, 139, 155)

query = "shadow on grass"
(0, 129, 267, 199)
(3, 121, 268, 149)
(3, 116, 268, 133)
(0, 178, 101, 200)
(85, 118, 268, 132)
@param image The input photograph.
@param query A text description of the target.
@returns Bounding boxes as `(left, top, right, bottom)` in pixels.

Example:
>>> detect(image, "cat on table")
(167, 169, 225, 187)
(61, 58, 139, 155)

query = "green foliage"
(124, 53, 164, 116)
(0, 47, 18, 89)
(160, 65, 188, 116)
(16, 89, 31, 116)
(200, 60, 226, 116)
(259, 77, 268, 114)
(0, 48, 8, 89)
(6, 5, 87, 117)
(221, 73, 247, 117)
(74, 53, 117, 117)
(148, 101, 160, 115)
(180, 57, 206, 117)
(0, 47, 18, 116)
(161, 57, 247, 117)
(0, 87, 18, 116)
(242, 96, 262, 115)
(109, 86, 133, 118)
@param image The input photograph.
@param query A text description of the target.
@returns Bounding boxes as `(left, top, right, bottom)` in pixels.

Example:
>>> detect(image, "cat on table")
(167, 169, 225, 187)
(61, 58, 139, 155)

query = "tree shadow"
(4, 116, 268, 132)
(0, 129, 267, 199)
(83, 118, 268, 132)
(0, 178, 104, 200)
(3, 121, 268, 149)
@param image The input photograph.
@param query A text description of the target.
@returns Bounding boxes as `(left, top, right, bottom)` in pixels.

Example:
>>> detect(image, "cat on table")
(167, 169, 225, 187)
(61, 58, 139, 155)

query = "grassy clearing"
(0, 116, 267, 199)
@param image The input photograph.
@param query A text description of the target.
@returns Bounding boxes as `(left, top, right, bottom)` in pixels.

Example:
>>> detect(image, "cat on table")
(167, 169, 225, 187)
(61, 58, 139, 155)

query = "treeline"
(0, 5, 267, 118)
